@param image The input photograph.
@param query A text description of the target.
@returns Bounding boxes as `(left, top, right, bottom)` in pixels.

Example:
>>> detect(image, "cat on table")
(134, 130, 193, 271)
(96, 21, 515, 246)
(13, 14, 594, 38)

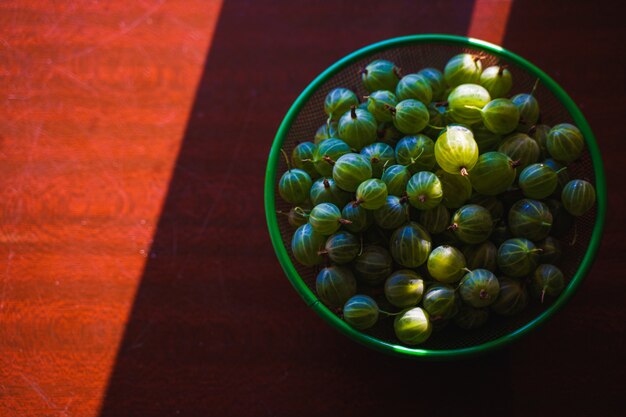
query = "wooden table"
(1, 1, 623, 416)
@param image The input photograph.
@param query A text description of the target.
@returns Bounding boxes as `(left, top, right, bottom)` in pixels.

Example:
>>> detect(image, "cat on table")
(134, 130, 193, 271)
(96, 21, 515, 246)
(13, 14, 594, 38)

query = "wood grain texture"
(1, 0, 624, 416)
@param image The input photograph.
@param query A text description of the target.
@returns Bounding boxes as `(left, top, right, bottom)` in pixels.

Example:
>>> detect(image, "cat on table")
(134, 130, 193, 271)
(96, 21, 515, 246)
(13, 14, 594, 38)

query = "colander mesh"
(272, 43, 596, 350)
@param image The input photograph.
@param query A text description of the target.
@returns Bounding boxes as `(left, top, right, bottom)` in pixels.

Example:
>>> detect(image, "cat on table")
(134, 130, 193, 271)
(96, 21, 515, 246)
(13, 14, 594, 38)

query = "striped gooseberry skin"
(285, 206, 310, 228)
(291, 223, 326, 267)
(509, 199, 553, 241)
(309, 203, 346, 236)
(324, 231, 360, 264)
(395, 134, 436, 173)
(498, 132, 541, 173)
(434, 125, 479, 176)
(497, 238, 540, 277)
(354, 245, 394, 286)
(443, 53, 482, 88)
(315, 266, 357, 308)
(314, 122, 338, 144)
(437, 169, 472, 209)
(406, 171, 443, 210)
(343, 295, 379, 329)
(332, 153, 372, 192)
(361, 59, 401, 93)
(419, 204, 450, 234)
(459, 269, 500, 308)
(462, 241, 498, 272)
(279, 168, 312, 204)
(394, 307, 432, 345)
(511, 93, 540, 133)
(468, 152, 517, 196)
(324, 87, 359, 122)
(546, 123, 585, 163)
(537, 236, 562, 264)
(366, 90, 397, 122)
(392, 99, 430, 134)
(481, 98, 520, 135)
(454, 304, 489, 329)
(423, 103, 447, 138)
(531, 264, 565, 302)
(395, 73, 433, 104)
(355, 179, 388, 210)
(337, 107, 378, 150)
(427, 245, 467, 284)
(390, 221, 432, 267)
(313, 138, 351, 177)
(447, 83, 491, 125)
(491, 277, 528, 316)
(360, 142, 396, 178)
(530, 124, 551, 159)
(479, 65, 513, 98)
(373, 196, 409, 230)
(450, 204, 494, 244)
(418, 67, 446, 101)
(381, 164, 411, 196)
(309, 177, 352, 208)
(561, 179, 596, 216)
(519, 163, 558, 199)
(472, 123, 502, 154)
(543, 158, 570, 192)
(341, 202, 372, 233)
(468, 194, 504, 220)
(291, 141, 318, 179)
(422, 284, 459, 321)
(384, 270, 425, 308)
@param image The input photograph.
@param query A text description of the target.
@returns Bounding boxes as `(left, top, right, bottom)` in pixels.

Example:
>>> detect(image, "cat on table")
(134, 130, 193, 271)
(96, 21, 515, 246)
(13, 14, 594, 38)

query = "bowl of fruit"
(264, 34, 606, 359)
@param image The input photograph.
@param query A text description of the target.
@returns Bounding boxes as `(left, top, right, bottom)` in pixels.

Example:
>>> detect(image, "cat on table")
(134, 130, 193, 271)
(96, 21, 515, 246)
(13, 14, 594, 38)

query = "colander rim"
(264, 34, 607, 359)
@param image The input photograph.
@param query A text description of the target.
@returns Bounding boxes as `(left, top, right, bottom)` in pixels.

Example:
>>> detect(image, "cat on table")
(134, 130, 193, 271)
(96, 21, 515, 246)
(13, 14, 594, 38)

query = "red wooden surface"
(0, 1, 624, 416)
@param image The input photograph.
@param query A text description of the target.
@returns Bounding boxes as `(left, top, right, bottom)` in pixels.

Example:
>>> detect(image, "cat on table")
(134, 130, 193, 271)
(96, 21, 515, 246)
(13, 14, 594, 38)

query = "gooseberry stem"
(317, 249, 328, 255)
(350, 105, 357, 119)
(570, 223, 578, 246)
(464, 105, 484, 112)
(409, 147, 425, 164)
(531, 78, 540, 97)
(392, 66, 402, 79)
(338, 218, 353, 225)
(323, 179, 331, 188)
(555, 167, 568, 174)
(448, 223, 459, 231)
(378, 309, 402, 316)
(293, 207, 309, 216)
(541, 288, 546, 304)
(460, 167, 469, 176)
(352, 198, 363, 208)
(323, 155, 336, 166)
(280, 148, 291, 171)
(510, 159, 522, 169)
(462, 267, 472, 273)
(427, 124, 445, 130)
(371, 157, 380, 164)
(498, 65, 508, 76)
(384, 104, 397, 116)
(418, 195, 426, 203)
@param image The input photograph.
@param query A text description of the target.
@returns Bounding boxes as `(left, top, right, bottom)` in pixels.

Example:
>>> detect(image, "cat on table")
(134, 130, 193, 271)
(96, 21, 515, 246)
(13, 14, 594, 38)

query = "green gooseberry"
(309, 177, 352, 208)
(394, 134, 436, 173)
(422, 284, 459, 322)
(561, 179, 596, 216)
(419, 204, 450, 234)
(498, 132, 541, 172)
(497, 238, 540, 277)
(443, 53, 482, 87)
(450, 204, 493, 244)
(389, 221, 432, 267)
(511, 92, 540, 133)
(343, 295, 379, 329)
(355, 178, 388, 210)
(437, 169, 472, 208)
(434, 125, 479, 176)
(422, 102, 448, 138)
(291, 141, 318, 179)
(324, 87, 359, 123)
(381, 164, 411, 196)
(395, 73, 433, 104)
(479, 65, 513, 98)
(491, 277, 528, 315)
(418, 67, 446, 101)
(278, 206, 309, 228)
(354, 245, 394, 286)
(536, 236, 562, 264)
(384, 270, 425, 308)
(427, 245, 467, 284)
(279, 167, 312, 204)
(341, 201, 372, 233)
(389, 99, 430, 134)
(315, 266, 357, 308)
(373, 195, 410, 230)
(361, 59, 401, 93)
(323, 231, 360, 264)
(332, 153, 372, 192)
(519, 163, 558, 199)
(454, 304, 489, 329)
(314, 121, 338, 144)
(360, 142, 396, 178)
(337, 106, 378, 150)
(406, 171, 443, 210)
(468, 152, 518, 196)
(544, 199, 574, 238)
(543, 158, 570, 192)
(462, 241, 498, 272)
(313, 138, 351, 177)
(447, 83, 491, 125)
(365, 90, 397, 122)
(546, 123, 585, 163)
(509, 198, 553, 241)
(478, 98, 520, 135)
(394, 307, 432, 345)
(472, 123, 502, 153)
(376, 122, 403, 147)
(309, 202, 352, 235)
(530, 124, 551, 159)
(459, 269, 500, 308)
(531, 264, 565, 303)
(291, 223, 326, 267)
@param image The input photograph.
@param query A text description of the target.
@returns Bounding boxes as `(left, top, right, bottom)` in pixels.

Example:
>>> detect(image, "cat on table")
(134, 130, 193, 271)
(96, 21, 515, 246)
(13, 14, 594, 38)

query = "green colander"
(264, 34, 606, 359)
